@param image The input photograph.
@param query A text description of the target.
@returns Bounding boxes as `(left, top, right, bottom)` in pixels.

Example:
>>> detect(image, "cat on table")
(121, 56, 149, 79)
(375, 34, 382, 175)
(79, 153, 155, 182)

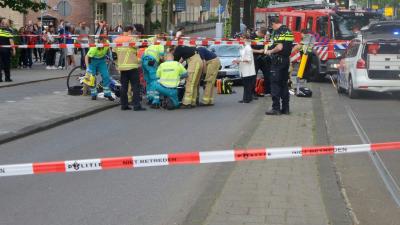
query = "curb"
(0, 75, 69, 89)
(0, 102, 118, 145)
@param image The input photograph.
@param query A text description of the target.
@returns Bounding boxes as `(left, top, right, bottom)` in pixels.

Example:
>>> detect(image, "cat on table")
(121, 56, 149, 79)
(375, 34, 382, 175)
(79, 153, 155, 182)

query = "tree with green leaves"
(257, 0, 269, 7)
(0, 0, 48, 14)
(230, 0, 240, 36)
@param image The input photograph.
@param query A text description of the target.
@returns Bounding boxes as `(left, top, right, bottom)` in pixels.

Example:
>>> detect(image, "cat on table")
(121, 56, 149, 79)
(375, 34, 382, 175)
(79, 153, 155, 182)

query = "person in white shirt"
(233, 34, 256, 103)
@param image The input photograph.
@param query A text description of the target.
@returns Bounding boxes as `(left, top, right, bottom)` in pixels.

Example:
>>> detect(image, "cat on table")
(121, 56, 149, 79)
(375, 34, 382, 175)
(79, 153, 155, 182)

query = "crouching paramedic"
(154, 54, 187, 110)
(196, 46, 221, 106)
(141, 35, 165, 108)
(85, 37, 114, 101)
(113, 25, 146, 111)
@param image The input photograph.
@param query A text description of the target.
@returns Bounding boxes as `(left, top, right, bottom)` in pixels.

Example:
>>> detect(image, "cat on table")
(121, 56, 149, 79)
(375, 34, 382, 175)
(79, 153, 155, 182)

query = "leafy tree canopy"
(0, 0, 48, 14)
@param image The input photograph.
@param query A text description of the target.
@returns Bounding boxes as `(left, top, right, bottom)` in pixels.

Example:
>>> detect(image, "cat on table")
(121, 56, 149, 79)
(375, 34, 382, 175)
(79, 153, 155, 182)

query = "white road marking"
(6, 100, 16, 103)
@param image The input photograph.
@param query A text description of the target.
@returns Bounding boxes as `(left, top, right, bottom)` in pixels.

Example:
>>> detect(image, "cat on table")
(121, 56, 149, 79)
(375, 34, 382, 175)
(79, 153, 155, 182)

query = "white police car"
(337, 21, 400, 98)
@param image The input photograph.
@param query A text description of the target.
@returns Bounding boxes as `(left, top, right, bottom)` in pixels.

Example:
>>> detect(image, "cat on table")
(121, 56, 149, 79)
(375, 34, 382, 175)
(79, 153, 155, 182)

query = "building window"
(132, 3, 144, 25)
(112, 3, 123, 27)
(96, 3, 106, 22)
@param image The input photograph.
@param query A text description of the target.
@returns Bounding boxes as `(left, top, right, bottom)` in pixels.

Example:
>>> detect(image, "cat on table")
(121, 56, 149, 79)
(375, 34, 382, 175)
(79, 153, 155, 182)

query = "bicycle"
(67, 50, 121, 97)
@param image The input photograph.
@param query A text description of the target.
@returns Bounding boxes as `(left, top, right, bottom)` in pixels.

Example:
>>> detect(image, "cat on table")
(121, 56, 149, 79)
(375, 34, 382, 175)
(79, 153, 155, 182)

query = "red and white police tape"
(1, 142, 399, 177)
(0, 40, 265, 49)
(0, 40, 338, 50)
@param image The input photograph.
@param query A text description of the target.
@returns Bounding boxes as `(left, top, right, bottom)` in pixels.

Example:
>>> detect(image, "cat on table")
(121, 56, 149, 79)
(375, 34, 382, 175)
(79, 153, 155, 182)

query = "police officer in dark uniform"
(0, 19, 16, 82)
(264, 17, 294, 115)
(251, 26, 271, 97)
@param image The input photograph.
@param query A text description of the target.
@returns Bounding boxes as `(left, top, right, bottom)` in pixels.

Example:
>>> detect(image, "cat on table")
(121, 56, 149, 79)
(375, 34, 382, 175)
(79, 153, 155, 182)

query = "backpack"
(255, 78, 265, 95)
(216, 78, 233, 94)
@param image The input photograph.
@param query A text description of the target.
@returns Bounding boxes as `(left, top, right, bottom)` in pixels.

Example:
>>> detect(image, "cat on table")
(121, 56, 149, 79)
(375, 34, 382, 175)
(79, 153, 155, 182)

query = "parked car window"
(346, 40, 361, 58)
(210, 45, 240, 57)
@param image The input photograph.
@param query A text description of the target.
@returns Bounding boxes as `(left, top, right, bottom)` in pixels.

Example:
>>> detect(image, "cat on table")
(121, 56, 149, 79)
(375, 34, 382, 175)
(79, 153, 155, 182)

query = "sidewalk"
(203, 96, 329, 225)
(0, 62, 73, 88)
(0, 92, 117, 144)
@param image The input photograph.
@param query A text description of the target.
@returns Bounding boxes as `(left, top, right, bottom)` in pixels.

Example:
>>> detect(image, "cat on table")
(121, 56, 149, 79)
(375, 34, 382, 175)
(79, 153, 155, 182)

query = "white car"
(337, 21, 400, 98)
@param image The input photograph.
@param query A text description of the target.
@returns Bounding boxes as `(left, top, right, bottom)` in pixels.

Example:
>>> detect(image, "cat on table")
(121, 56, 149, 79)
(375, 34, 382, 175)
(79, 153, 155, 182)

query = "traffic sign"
(218, 5, 225, 14)
(57, 0, 72, 17)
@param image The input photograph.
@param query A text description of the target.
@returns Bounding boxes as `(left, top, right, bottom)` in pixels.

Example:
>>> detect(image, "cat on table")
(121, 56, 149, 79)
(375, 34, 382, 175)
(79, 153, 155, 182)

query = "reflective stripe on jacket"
(114, 36, 139, 71)
(144, 44, 165, 62)
(156, 61, 187, 88)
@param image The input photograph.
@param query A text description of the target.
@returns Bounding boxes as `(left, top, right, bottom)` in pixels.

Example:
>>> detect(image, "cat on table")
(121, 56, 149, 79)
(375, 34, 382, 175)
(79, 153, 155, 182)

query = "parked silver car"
(209, 45, 241, 80)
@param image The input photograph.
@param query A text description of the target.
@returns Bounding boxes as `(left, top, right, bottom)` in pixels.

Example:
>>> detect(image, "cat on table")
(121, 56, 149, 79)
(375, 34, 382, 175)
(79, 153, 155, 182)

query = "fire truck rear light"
(356, 59, 366, 69)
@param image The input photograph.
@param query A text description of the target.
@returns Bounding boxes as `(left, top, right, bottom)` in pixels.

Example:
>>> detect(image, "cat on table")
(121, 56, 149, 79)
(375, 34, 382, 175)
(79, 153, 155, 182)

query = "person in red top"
(25, 25, 36, 68)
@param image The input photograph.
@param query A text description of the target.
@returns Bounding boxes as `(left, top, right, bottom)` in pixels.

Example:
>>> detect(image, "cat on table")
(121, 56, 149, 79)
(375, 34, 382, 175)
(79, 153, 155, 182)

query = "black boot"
(133, 106, 147, 111)
(121, 106, 132, 111)
(91, 95, 97, 100)
(281, 109, 290, 115)
(265, 109, 281, 115)
(106, 95, 115, 101)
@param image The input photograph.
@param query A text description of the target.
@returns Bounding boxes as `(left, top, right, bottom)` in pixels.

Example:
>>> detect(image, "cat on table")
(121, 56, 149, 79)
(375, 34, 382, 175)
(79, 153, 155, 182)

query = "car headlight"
(329, 63, 339, 69)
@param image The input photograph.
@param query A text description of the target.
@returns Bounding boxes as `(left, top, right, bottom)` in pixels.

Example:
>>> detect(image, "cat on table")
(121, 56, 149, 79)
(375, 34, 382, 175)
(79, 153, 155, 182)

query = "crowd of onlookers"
(12, 19, 142, 70)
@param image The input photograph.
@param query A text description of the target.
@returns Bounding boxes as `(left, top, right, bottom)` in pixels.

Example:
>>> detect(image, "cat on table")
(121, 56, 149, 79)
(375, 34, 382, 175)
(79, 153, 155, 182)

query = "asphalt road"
(0, 87, 267, 225)
(317, 82, 400, 225)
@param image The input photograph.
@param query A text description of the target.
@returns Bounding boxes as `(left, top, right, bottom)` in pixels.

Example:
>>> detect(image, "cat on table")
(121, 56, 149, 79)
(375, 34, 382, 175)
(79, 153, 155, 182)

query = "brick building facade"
(24, 0, 94, 29)
(22, 0, 219, 31)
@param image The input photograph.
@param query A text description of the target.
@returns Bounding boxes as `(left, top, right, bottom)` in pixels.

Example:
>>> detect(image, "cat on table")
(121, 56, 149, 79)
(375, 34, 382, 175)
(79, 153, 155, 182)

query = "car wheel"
(348, 76, 359, 99)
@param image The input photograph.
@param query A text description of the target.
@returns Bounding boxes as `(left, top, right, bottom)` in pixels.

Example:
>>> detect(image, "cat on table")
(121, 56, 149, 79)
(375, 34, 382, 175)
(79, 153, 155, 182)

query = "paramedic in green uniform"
(85, 37, 114, 101)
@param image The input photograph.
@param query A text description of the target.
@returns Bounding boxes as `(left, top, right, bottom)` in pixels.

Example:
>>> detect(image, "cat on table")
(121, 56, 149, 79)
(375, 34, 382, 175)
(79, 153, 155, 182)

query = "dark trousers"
(0, 49, 11, 80)
(80, 48, 89, 69)
(19, 49, 27, 67)
(58, 49, 65, 68)
(120, 69, 141, 108)
(33, 48, 42, 61)
(242, 75, 256, 102)
(254, 55, 271, 94)
(26, 49, 33, 67)
(46, 49, 56, 66)
(270, 58, 290, 111)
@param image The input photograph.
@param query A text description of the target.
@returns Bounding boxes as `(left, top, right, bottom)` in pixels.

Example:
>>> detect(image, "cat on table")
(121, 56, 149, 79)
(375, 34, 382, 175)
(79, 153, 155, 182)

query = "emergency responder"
(141, 34, 165, 108)
(153, 53, 187, 110)
(114, 26, 146, 111)
(0, 19, 16, 82)
(84, 37, 115, 101)
(196, 46, 221, 106)
(251, 26, 271, 97)
(264, 17, 294, 115)
(171, 45, 202, 108)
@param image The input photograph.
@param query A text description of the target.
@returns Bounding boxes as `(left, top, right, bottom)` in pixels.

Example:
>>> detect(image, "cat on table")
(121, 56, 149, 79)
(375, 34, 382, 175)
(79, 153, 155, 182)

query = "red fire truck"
(254, 0, 384, 80)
